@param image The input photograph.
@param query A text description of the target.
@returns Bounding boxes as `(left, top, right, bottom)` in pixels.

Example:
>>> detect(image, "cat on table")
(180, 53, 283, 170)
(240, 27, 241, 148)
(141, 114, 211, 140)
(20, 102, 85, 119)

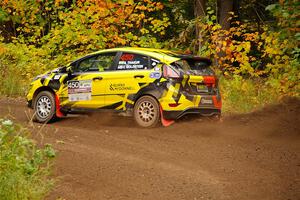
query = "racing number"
(68, 81, 79, 89)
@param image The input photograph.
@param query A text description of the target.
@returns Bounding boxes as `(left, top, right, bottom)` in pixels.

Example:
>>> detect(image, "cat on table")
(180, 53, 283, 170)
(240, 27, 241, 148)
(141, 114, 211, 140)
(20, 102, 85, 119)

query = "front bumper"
(163, 107, 221, 120)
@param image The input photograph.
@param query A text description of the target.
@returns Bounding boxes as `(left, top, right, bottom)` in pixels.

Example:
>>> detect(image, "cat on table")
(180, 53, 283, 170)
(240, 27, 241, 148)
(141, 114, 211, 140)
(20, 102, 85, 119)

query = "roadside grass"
(0, 119, 56, 200)
(0, 42, 75, 96)
(220, 75, 279, 114)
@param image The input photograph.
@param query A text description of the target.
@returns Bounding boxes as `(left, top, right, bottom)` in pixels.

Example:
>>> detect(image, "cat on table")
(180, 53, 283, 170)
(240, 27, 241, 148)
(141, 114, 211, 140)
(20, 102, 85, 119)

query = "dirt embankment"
(0, 97, 299, 200)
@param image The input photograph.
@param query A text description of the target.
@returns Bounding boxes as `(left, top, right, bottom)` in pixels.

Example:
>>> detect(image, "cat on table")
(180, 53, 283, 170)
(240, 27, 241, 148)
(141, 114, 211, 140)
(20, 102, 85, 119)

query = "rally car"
(26, 47, 221, 127)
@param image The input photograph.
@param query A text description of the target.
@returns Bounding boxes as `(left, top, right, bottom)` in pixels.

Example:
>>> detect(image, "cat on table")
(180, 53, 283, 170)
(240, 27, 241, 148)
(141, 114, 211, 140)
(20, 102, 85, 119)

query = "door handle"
(134, 75, 144, 78)
(93, 76, 103, 81)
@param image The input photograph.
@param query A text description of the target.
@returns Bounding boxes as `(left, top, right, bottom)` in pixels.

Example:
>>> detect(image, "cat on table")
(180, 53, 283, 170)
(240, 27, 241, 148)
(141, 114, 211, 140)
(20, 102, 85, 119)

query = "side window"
(74, 53, 116, 73)
(117, 53, 149, 70)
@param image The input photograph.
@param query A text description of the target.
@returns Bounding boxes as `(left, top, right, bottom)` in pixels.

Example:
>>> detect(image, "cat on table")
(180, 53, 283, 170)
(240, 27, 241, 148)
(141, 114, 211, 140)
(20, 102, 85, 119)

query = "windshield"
(171, 59, 214, 76)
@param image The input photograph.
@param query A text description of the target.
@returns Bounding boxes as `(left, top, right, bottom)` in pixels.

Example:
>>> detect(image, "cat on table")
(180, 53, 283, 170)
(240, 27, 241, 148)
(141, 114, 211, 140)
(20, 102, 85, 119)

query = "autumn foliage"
(0, 0, 299, 112)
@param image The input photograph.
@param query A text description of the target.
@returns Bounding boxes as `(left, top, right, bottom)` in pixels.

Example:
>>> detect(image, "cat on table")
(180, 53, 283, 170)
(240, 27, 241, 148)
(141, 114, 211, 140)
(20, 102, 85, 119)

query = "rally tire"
(33, 91, 56, 123)
(134, 96, 160, 128)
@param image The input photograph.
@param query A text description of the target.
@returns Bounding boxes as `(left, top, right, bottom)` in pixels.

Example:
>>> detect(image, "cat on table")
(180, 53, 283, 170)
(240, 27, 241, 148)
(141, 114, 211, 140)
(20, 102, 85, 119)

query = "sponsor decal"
(150, 72, 161, 79)
(120, 54, 134, 61)
(117, 53, 147, 70)
(68, 80, 92, 101)
(117, 60, 145, 70)
(154, 66, 160, 71)
(53, 74, 61, 80)
(109, 83, 134, 91)
(151, 58, 160, 67)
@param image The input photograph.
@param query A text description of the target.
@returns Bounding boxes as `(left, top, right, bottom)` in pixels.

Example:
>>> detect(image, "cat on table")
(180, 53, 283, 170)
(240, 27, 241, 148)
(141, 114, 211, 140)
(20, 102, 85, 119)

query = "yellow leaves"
(156, 2, 164, 10)
(244, 32, 259, 41)
(282, 55, 289, 60)
(244, 42, 251, 52)
(140, 28, 149, 34)
(265, 46, 280, 55)
(139, 12, 145, 19)
(272, 38, 279, 45)
(149, 17, 170, 34)
(211, 24, 221, 31)
(222, 41, 227, 47)
(137, 5, 148, 11)
(275, 55, 281, 60)
(235, 31, 242, 37)
(54, 0, 64, 7)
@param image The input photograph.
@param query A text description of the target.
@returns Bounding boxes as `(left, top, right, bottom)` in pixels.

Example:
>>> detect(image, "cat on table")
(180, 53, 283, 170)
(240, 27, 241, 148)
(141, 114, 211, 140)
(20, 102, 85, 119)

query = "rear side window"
(172, 58, 214, 76)
(117, 53, 149, 70)
(74, 53, 116, 73)
(188, 60, 211, 69)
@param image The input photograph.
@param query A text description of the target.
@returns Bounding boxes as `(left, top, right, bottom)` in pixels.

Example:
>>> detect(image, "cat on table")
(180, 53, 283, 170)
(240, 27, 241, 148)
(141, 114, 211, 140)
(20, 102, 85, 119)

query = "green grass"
(220, 75, 278, 114)
(0, 119, 56, 200)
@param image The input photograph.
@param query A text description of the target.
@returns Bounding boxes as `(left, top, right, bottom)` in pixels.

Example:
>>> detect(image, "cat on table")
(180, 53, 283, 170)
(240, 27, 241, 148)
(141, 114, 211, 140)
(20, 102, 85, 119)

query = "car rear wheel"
(33, 91, 56, 123)
(134, 96, 160, 128)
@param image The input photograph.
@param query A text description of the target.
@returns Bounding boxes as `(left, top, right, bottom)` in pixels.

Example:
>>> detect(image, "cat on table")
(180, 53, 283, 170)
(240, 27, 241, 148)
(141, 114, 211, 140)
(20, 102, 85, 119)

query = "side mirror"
(66, 67, 73, 76)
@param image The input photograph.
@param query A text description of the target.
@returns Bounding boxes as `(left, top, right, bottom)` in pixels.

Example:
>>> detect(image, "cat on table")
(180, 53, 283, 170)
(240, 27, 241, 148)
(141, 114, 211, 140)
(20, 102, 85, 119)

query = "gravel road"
(0, 98, 299, 200)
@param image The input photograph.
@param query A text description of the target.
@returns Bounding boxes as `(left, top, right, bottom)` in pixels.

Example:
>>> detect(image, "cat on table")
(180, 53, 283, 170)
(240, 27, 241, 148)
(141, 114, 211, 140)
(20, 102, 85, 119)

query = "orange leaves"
(0, 0, 170, 54)
(0, 44, 7, 55)
(200, 19, 264, 76)
(134, 0, 164, 13)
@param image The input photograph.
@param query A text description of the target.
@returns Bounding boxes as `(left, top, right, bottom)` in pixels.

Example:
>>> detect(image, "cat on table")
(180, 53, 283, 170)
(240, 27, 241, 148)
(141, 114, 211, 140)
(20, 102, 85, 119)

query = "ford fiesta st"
(26, 47, 221, 127)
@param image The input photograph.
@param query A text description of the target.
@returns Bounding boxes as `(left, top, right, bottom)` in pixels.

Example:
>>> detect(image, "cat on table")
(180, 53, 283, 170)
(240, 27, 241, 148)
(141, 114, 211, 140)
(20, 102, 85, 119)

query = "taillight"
(212, 96, 222, 109)
(163, 65, 180, 78)
(203, 76, 216, 87)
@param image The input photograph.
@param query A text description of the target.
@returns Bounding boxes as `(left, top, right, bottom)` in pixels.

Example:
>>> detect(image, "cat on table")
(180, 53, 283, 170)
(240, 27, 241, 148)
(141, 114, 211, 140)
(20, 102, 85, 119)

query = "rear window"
(171, 58, 214, 76)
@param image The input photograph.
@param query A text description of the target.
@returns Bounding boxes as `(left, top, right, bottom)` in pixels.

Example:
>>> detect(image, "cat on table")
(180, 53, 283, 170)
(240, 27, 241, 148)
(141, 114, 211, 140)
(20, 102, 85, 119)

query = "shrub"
(0, 119, 55, 200)
(220, 75, 278, 113)
(0, 42, 76, 96)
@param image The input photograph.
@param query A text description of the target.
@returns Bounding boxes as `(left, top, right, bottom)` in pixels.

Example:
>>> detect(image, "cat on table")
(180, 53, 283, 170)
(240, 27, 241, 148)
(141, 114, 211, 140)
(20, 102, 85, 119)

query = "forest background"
(0, 0, 299, 113)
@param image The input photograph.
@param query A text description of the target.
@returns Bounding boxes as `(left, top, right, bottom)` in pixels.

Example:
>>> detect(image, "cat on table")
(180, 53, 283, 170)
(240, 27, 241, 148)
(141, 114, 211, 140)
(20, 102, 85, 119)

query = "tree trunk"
(233, 0, 240, 21)
(194, 0, 206, 54)
(194, 0, 206, 18)
(218, 0, 233, 30)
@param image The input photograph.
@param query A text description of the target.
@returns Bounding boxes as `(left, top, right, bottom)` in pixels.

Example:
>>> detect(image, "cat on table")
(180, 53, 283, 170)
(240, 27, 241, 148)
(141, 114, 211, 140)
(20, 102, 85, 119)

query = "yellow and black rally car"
(26, 47, 221, 127)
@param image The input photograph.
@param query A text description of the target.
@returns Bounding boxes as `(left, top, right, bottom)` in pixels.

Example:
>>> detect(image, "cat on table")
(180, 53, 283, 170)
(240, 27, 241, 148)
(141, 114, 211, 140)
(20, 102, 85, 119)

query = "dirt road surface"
(0, 98, 299, 200)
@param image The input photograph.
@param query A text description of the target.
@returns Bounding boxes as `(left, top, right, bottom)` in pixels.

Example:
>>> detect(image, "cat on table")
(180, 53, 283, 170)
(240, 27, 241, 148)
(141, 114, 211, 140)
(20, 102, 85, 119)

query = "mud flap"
(160, 106, 175, 127)
(55, 94, 64, 118)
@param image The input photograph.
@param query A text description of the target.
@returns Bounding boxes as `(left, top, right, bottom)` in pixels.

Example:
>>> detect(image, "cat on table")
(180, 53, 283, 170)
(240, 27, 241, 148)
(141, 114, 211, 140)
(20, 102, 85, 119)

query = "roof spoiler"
(177, 55, 212, 66)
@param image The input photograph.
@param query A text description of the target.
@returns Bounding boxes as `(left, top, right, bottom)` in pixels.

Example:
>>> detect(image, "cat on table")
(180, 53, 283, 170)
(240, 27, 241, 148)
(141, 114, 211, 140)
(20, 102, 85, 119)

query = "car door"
(59, 52, 118, 109)
(103, 52, 161, 111)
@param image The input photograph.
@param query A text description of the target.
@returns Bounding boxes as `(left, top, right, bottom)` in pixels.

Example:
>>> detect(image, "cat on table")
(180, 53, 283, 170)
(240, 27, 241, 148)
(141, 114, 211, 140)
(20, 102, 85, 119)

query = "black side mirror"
(66, 67, 73, 77)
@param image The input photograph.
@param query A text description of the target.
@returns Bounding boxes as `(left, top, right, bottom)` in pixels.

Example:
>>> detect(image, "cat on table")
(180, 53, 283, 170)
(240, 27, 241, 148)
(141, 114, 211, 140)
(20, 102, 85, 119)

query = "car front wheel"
(134, 96, 160, 128)
(33, 91, 56, 123)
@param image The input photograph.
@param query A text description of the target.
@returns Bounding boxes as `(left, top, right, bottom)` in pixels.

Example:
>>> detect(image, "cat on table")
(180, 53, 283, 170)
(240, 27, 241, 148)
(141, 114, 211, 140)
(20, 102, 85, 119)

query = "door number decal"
(68, 80, 92, 101)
